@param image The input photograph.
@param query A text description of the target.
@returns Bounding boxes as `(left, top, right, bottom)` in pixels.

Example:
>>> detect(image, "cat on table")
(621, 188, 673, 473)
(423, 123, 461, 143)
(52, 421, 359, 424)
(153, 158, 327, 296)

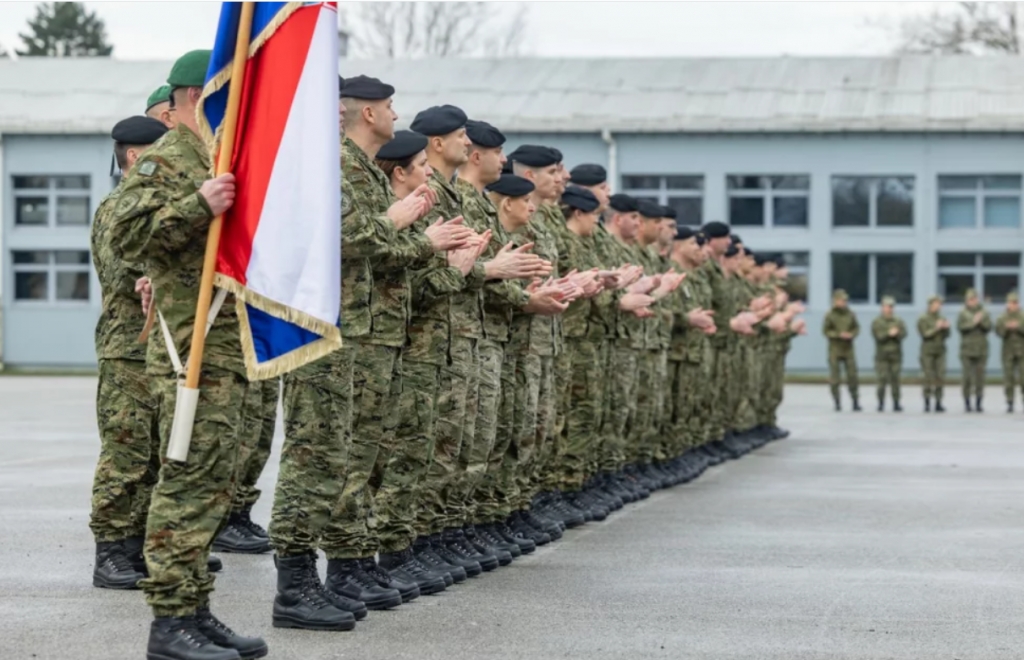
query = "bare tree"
(892, 2, 1022, 55)
(341, 2, 527, 58)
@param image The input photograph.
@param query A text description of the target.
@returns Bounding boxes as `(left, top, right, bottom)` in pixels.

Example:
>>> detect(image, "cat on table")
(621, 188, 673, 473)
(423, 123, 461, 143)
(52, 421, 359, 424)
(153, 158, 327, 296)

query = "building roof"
(4, 55, 1024, 135)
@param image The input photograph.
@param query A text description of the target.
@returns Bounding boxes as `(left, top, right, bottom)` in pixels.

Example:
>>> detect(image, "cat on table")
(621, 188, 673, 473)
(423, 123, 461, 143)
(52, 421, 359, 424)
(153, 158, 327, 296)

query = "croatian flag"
(197, 1, 342, 380)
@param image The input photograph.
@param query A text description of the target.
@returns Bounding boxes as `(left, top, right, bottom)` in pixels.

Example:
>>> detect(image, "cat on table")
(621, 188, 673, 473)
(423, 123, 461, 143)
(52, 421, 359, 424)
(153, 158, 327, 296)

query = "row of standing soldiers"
(824, 287, 1024, 413)
(87, 51, 807, 660)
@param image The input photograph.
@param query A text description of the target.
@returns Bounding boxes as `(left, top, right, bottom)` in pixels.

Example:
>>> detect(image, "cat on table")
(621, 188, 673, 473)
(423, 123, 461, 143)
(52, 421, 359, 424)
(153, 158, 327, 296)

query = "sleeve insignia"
(138, 161, 158, 177)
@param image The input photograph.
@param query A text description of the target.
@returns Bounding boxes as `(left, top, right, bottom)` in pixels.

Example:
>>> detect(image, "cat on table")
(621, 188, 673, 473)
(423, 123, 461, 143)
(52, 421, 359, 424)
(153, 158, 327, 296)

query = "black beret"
(608, 193, 638, 213)
(569, 164, 606, 186)
(701, 221, 730, 238)
(340, 75, 394, 100)
(507, 144, 558, 168)
(724, 245, 740, 258)
(376, 130, 428, 161)
(486, 173, 534, 198)
(410, 104, 467, 136)
(338, 75, 345, 98)
(696, 232, 708, 246)
(549, 146, 563, 163)
(773, 256, 786, 268)
(730, 233, 742, 245)
(111, 116, 169, 145)
(465, 119, 505, 148)
(753, 253, 768, 266)
(637, 199, 662, 219)
(660, 205, 677, 219)
(676, 226, 697, 241)
(561, 185, 600, 213)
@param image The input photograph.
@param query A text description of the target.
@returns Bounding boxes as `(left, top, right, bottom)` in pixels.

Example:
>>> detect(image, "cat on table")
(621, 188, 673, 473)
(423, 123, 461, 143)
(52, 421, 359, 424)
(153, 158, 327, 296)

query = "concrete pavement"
(2, 378, 1024, 659)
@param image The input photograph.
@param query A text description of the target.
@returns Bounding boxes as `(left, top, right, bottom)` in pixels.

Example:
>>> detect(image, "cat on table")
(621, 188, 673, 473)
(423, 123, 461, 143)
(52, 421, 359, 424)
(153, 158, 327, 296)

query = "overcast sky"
(0, 1, 948, 60)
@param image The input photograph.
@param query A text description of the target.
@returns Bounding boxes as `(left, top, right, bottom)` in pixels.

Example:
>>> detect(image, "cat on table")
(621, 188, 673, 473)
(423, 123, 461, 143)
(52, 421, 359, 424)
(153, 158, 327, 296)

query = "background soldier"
(995, 291, 1024, 412)
(918, 295, 949, 412)
(823, 289, 861, 411)
(871, 296, 907, 412)
(958, 288, 991, 412)
(145, 84, 173, 128)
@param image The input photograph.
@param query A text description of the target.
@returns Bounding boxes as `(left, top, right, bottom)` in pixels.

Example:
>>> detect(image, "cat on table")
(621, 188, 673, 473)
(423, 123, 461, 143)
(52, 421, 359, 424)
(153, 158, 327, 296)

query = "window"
(621, 174, 703, 228)
(937, 252, 1020, 303)
(759, 251, 810, 302)
(727, 175, 809, 228)
(832, 176, 913, 227)
(938, 175, 1021, 229)
(11, 250, 90, 302)
(831, 253, 913, 304)
(12, 175, 91, 227)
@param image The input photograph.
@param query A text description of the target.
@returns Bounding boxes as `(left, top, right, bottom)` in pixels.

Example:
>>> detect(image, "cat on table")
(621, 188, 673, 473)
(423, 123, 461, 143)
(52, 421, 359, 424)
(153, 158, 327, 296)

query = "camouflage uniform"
(957, 303, 991, 402)
(918, 307, 950, 405)
(823, 304, 860, 405)
(871, 311, 907, 406)
(89, 183, 160, 543)
(704, 258, 739, 442)
(107, 123, 249, 617)
(995, 302, 1024, 405)
(668, 264, 713, 458)
(232, 378, 279, 513)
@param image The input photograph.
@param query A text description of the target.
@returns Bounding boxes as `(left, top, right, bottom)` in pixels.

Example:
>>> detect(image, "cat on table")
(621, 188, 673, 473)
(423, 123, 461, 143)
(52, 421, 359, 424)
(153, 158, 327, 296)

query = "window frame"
(936, 252, 1021, 304)
(10, 249, 92, 304)
(937, 174, 1023, 230)
(620, 174, 704, 228)
(11, 174, 92, 228)
(830, 175, 915, 228)
(726, 174, 810, 228)
(830, 251, 914, 305)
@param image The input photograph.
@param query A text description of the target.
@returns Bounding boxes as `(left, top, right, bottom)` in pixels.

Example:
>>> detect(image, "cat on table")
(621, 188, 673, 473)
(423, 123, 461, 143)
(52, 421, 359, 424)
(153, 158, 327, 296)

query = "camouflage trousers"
(232, 377, 279, 513)
(637, 349, 668, 464)
(707, 342, 735, 441)
(1004, 353, 1024, 403)
(320, 342, 401, 560)
(960, 355, 987, 399)
(735, 340, 759, 433)
(416, 336, 479, 535)
(828, 351, 859, 402)
(627, 350, 656, 464)
(920, 351, 946, 401)
(382, 358, 440, 550)
(559, 338, 605, 491)
(89, 358, 160, 542)
(513, 352, 551, 510)
(475, 341, 518, 523)
(536, 347, 573, 493)
(875, 353, 902, 403)
(269, 347, 352, 557)
(601, 342, 638, 473)
(756, 349, 782, 427)
(462, 339, 503, 523)
(666, 358, 699, 459)
(140, 368, 250, 617)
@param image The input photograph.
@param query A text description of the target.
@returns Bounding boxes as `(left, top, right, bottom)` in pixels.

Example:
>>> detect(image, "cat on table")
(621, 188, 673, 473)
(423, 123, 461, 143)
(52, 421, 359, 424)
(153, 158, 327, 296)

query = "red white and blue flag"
(197, 1, 341, 380)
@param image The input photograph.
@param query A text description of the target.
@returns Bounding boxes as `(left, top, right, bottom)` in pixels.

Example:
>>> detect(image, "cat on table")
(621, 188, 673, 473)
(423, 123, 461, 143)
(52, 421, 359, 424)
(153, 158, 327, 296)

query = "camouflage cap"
(881, 295, 896, 306)
(965, 288, 978, 299)
(167, 49, 212, 88)
(928, 294, 944, 305)
(1008, 291, 1020, 303)
(832, 289, 848, 301)
(146, 84, 171, 112)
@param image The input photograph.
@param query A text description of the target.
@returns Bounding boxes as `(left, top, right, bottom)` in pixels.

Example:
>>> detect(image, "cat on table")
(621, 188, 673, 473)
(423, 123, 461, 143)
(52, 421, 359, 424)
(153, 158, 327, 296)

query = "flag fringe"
(195, 1, 305, 155)
(215, 273, 342, 381)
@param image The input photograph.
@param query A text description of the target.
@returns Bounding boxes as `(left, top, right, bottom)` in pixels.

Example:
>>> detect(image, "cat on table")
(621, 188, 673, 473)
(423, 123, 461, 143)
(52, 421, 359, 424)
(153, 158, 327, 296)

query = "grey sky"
(0, 1, 944, 60)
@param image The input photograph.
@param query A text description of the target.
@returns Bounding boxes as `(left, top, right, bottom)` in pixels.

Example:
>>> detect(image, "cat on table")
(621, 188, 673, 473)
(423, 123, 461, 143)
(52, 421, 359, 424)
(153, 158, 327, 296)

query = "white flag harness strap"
(156, 287, 229, 378)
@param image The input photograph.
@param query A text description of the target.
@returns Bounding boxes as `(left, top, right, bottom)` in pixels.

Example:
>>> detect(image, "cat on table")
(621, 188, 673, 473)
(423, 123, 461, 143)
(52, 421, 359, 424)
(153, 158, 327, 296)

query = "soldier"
(958, 288, 991, 412)
(89, 116, 169, 592)
(145, 84, 173, 128)
(871, 296, 907, 412)
(823, 289, 861, 412)
(995, 291, 1024, 412)
(917, 295, 950, 412)
(107, 50, 267, 660)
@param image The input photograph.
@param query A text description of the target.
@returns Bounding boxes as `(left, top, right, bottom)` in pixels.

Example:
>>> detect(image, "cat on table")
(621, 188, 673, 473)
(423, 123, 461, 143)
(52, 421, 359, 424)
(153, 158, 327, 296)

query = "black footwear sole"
(211, 541, 271, 554)
(93, 574, 141, 590)
(363, 593, 403, 610)
(272, 613, 355, 632)
(417, 580, 447, 596)
(235, 643, 270, 659)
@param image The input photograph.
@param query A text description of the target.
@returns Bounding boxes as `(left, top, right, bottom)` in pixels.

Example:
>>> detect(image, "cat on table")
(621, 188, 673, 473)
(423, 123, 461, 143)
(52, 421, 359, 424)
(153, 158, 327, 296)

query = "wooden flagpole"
(166, 1, 254, 461)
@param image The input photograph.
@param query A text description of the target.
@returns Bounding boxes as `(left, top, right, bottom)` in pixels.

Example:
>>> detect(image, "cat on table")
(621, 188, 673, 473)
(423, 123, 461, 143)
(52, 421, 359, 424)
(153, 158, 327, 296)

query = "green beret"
(167, 49, 212, 88)
(832, 289, 848, 301)
(881, 296, 896, 306)
(146, 85, 171, 112)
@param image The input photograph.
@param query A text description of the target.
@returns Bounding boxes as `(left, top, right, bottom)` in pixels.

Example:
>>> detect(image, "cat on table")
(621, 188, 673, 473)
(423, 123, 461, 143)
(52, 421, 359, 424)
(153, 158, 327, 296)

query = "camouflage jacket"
(406, 169, 473, 365)
(996, 309, 1024, 358)
(451, 178, 495, 340)
(823, 307, 860, 349)
(106, 123, 243, 377)
(871, 314, 907, 357)
(478, 208, 531, 344)
(917, 311, 950, 356)
(670, 263, 712, 363)
(341, 137, 434, 346)
(702, 258, 738, 350)
(604, 235, 648, 349)
(509, 206, 561, 358)
(557, 228, 607, 341)
(91, 181, 146, 362)
(957, 305, 991, 357)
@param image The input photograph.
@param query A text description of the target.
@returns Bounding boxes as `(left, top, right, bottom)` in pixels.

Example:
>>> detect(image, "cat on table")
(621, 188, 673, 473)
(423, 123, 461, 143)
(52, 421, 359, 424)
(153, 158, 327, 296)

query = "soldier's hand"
(628, 275, 659, 295)
(199, 173, 236, 217)
(425, 216, 474, 251)
(523, 282, 570, 316)
(767, 312, 788, 333)
(619, 292, 654, 312)
(387, 195, 428, 230)
(839, 331, 852, 340)
(888, 326, 899, 337)
(701, 323, 718, 335)
(409, 183, 437, 214)
(484, 241, 552, 280)
(135, 277, 153, 316)
(792, 319, 807, 335)
(974, 311, 983, 324)
(686, 307, 713, 329)
(447, 244, 480, 276)
(631, 307, 656, 318)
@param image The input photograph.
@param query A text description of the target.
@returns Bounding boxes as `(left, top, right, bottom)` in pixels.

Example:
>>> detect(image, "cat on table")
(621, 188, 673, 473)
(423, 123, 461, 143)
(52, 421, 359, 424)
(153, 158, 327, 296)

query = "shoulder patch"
(115, 191, 141, 217)
(138, 161, 158, 177)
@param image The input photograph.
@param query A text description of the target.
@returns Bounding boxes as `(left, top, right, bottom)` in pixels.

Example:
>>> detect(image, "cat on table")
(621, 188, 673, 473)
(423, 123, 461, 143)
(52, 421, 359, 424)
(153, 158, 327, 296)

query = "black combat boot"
(488, 520, 536, 554)
(965, 397, 973, 412)
(93, 540, 145, 589)
(195, 608, 268, 659)
(935, 399, 945, 413)
(834, 396, 841, 412)
(893, 400, 902, 412)
(464, 525, 514, 565)
(540, 491, 588, 527)
(379, 547, 448, 595)
(212, 513, 271, 554)
(235, 508, 267, 539)
(325, 558, 403, 610)
(207, 556, 223, 573)
(851, 397, 862, 412)
(508, 512, 552, 546)
(411, 536, 463, 584)
(471, 524, 521, 559)
(362, 557, 419, 602)
(976, 396, 983, 412)
(1009, 401, 1015, 413)
(521, 508, 565, 539)
(924, 397, 931, 412)
(877, 398, 884, 412)
(429, 533, 483, 577)
(444, 528, 500, 572)
(272, 553, 357, 630)
(146, 615, 240, 660)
